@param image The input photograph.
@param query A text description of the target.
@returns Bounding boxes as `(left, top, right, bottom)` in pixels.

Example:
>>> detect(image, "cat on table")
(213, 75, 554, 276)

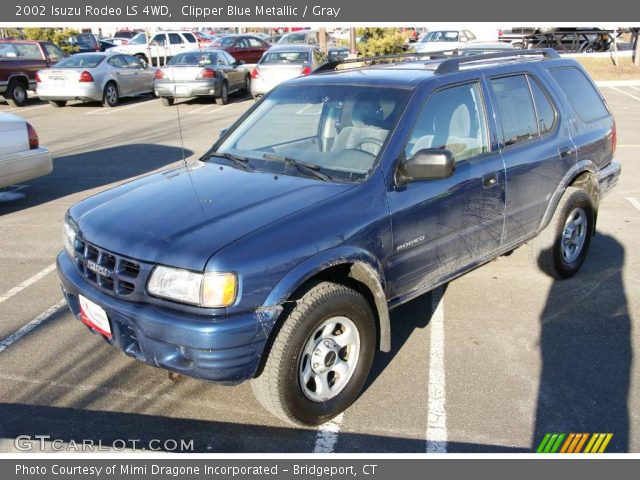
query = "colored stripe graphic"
(537, 433, 613, 453)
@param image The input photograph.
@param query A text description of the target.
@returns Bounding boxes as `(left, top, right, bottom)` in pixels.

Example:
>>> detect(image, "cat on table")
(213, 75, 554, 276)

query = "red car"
(210, 35, 269, 64)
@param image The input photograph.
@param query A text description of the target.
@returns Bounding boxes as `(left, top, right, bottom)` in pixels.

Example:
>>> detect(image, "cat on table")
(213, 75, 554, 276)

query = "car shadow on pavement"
(533, 233, 631, 452)
(0, 144, 192, 216)
(363, 289, 436, 392)
(0, 403, 530, 453)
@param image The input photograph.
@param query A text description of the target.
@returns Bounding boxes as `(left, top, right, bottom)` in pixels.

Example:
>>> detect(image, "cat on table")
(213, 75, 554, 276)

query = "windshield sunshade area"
(54, 55, 105, 68)
(216, 84, 410, 181)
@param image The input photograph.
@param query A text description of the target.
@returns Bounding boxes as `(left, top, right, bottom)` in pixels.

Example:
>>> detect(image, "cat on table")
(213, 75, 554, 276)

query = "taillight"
(498, 29, 504, 37)
(26, 122, 39, 150)
(35, 71, 42, 83)
(198, 68, 216, 79)
(251, 68, 260, 79)
(78, 71, 94, 82)
(154, 69, 166, 80)
(612, 119, 617, 154)
(301, 65, 311, 76)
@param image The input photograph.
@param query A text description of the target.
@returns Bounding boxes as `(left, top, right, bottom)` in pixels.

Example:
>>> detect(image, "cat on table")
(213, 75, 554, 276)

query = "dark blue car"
(57, 49, 620, 425)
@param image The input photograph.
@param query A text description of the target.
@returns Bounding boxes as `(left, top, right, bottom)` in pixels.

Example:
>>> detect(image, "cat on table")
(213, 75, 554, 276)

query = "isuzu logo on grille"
(86, 260, 111, 277)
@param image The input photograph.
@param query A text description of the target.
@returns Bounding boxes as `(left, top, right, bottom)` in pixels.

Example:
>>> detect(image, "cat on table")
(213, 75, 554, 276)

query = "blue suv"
(57, 49, 620, 425)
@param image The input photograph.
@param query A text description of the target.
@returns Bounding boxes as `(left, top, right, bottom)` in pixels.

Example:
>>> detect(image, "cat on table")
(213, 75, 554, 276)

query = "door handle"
(482, 172, 498, 188)
(558, 146, 574, 158)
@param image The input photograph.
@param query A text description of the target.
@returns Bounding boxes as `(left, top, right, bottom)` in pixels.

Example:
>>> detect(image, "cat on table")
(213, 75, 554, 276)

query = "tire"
(242, 75, 251, 95)
(4, 79, 28, 107)
(135, 54, 148, 63)
(252, 281, 376, 426)
(215, 82, 228, 105)
(530, 187, 595, 279)
(160, 97, 174, 107)
(102, 82, 119, 107)
(49, 100, 66, 108)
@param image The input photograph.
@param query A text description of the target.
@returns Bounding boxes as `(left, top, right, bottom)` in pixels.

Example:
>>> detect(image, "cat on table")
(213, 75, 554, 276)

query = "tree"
(21, 28, 80, 54)
(355, 28, 408, 57)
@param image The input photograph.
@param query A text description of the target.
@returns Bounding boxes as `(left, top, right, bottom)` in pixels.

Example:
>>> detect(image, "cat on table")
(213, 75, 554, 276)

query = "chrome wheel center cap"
(311, 339, 339, 374)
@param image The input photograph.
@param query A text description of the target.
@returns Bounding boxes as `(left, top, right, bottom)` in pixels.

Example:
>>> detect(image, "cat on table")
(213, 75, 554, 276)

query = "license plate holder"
(78, 295, 112, 338)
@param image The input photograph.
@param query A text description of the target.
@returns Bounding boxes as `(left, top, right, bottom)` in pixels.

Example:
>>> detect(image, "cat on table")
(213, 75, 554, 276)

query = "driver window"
(406, 82, 489, 162)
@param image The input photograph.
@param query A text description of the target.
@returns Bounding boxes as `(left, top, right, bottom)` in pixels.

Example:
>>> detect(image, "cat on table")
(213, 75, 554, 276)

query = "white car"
(107, 31, 199, 64)
(0, 114, 52, 189)
(414, 30, 477, 53)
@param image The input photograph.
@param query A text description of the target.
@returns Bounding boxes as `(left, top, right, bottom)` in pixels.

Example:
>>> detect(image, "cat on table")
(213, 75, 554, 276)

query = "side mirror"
(235, 59, 244, 66)
(397, 148, 455, 184)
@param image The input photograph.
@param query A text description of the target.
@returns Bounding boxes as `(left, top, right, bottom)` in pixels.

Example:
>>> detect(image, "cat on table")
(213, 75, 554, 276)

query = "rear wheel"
(242, 75, 251, 95)
(215, 82, 228, 105)
(49, 100, 66, 108)
(252, 281, 376, 426)
(530, 187, 595, 279)
(4, 79, 28, 107)
(160, 97, 174, 107)
(102, 82, 119, 107)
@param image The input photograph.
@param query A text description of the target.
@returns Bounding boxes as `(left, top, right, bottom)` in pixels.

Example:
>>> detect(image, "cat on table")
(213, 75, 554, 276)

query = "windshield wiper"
(203, 151, 253, 171)
(262, 153, 331, 182)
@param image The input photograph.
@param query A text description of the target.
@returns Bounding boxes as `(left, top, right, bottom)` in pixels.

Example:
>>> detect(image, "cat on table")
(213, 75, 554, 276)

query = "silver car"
(250, 45, 328, 98)
(36, 52, 155, 107)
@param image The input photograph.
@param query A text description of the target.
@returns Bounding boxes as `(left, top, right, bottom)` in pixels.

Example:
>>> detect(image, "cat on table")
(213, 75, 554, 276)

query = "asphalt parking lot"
(0, 85, 639, 453)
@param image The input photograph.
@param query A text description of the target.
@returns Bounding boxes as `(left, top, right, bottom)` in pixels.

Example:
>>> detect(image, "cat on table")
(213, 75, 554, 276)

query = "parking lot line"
(426, 287, 447, 453)
(1, 104, 51, 114)
(0, 263, 56, 306)
(186, 104, 218, 114)
(85, 100, 153, 116)
(313, 413, 344, 453)
(0, 299, 65, 353)
(609, 87, 640, 102)
(626, 197, 640, 212)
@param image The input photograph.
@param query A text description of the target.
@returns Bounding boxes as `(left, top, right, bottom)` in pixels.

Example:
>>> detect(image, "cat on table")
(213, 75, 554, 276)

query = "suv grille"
(73, 238, 145, 298)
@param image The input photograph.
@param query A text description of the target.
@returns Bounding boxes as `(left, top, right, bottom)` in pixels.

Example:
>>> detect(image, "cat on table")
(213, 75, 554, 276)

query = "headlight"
(63, 216, 78, 260)
(147, 266, 237, 308)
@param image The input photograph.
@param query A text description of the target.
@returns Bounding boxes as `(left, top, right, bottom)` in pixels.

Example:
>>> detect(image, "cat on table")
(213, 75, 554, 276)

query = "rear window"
(169, 52, 219, 66)
(261, 51, 309, 65)
(56, 55, 104, 68)
(0, 43, 41, 59)
(549, 67, 609, 122)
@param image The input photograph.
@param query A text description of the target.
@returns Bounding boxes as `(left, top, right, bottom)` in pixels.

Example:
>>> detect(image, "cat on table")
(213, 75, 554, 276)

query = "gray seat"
(332, 97, 389, 156)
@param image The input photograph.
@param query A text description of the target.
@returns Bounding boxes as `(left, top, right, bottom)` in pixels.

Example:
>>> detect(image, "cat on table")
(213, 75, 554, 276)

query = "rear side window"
(1, 43, 41, 59)
(549, 67, 609, 122)
(168, 33, 183, 45)
(182, 33, 197, 44)
(490, 75, 538, 146)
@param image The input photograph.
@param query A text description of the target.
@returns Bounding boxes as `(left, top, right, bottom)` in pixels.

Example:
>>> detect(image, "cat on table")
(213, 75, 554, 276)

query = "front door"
(386, 80, 506, 301)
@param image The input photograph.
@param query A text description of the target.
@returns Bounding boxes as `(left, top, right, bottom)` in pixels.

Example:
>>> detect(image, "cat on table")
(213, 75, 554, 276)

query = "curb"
(595, 79, 640, 87)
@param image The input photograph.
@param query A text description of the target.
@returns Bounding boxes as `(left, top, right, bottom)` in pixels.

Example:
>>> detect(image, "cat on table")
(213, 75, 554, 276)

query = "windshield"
(216, 84, 409, 181)
(129, 33, 147, 45)
(55, 55, 104, 68)
(422, 31, 459, 42)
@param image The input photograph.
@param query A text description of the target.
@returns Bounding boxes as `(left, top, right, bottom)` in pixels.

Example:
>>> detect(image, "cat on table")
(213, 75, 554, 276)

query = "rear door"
(386, 80, 506, 299)
(107, 55, 133, 95)
(487, 70, 576, 245)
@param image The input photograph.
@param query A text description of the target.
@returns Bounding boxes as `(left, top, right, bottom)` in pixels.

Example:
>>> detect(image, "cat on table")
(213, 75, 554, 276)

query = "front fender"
(264, 247, 391, 352)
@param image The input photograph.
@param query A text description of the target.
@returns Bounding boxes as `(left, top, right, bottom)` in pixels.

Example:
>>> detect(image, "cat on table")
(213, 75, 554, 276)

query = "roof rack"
(312, 48, 560, 75)
(434, 48, 560, 74)
(312, 50, 457, 74)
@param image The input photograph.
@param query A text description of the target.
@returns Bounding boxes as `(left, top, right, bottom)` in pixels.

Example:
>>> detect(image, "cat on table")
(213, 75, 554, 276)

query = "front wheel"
(252, 282, 376, 426)
(530, 187, 595, 279)
(160, 97, 174, 106)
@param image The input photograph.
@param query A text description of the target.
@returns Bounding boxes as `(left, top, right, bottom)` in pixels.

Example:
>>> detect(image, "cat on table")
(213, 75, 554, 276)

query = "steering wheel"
(356, 137, 384, 150)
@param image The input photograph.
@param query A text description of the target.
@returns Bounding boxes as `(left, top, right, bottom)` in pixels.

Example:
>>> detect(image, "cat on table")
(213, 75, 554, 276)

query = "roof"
(265, 44, 317, 52)
(289, 65, 436, 88)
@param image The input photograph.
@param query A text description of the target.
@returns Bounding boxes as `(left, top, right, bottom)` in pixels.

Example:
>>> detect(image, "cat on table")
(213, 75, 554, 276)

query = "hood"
(70, 161, 355, 271)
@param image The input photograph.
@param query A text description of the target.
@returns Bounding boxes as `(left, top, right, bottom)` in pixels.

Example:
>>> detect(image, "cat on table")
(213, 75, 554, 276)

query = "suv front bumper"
(56, 252, 281, 384)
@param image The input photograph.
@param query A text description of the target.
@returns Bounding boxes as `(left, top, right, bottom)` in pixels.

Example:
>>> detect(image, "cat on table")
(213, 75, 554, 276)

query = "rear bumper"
(154, 79, 221, 98)
(598, 160, 621, 199)
(56, 252, 282, 384)
(0, 147, 52, 189)
(36, 83, 103, 102)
